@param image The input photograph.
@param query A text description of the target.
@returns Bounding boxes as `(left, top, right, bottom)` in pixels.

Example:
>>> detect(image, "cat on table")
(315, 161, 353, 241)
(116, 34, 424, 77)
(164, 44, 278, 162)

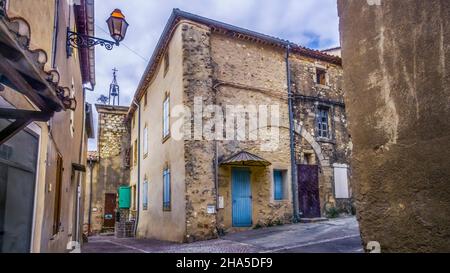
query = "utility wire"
(95, 24, 149, 62)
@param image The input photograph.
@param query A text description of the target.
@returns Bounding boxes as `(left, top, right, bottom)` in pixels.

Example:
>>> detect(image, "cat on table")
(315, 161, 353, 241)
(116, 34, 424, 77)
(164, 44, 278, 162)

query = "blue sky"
(87, 0, 340, 150)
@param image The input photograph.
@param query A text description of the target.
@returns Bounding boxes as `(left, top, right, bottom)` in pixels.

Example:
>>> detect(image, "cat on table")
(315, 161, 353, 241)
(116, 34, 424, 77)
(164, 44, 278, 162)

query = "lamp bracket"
(66, 29, 118, 54)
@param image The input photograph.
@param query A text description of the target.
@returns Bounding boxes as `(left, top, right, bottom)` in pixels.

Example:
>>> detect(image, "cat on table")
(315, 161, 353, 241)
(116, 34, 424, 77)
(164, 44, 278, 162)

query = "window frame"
(133, 139, 138, 166)
(316, 67, 327, 86)
(162, 165, 171, 211)
(317, 107, 330, 139)
(52, 153, 63, 235)
(143, 125, 148, 157)
(142, 178, 148, 210)
(273, 170, 287, 201)
(162, 93, 170, 141)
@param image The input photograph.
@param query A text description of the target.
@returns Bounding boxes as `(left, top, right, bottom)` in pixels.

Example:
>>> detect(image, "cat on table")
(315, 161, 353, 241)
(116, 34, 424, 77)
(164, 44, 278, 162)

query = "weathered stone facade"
(84, 105, 130, 234)
(338, 0, 450, 252)
(129, 10, 352, 243)
(182, 24, 218, 242)
(290, 54, 353, 216)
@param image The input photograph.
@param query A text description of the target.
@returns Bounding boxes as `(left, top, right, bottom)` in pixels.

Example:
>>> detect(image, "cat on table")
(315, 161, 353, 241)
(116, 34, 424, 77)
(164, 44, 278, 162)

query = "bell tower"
(109, 68, 120, 105)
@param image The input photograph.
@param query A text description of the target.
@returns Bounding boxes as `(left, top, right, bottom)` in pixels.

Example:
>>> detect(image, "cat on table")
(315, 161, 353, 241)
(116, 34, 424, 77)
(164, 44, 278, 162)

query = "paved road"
(82, 217, 363, 253)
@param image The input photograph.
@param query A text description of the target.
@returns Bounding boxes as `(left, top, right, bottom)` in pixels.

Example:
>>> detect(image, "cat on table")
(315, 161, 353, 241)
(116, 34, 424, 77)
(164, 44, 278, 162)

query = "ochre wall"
(4, 0, 88, 252)
(338, 0, 450, 252)
(135, 24, 186, 243)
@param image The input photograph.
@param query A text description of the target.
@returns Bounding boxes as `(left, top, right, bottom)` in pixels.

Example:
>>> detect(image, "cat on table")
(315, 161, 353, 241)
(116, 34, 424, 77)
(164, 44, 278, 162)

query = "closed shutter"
(273, 170, 283, 200)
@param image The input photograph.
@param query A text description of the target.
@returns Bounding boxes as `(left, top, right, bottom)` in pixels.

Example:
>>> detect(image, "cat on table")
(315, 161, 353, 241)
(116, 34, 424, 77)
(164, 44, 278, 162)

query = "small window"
(132, 115, 135, 128)
(133, 139, 138, 166)
(164, 51, 169, 76)
(273, 170, 285, 200)
(53, 154, 63, 235)
(143, 125, 148, 156)
(163, 166, 171, 211)
(128, 144, 136, 169)
(317, 108, 329, 139)
(143, 179, 148, 210)
(162, 94, 170, 140)
(316, 68, 327, 85)
(144, 92, 148, 107)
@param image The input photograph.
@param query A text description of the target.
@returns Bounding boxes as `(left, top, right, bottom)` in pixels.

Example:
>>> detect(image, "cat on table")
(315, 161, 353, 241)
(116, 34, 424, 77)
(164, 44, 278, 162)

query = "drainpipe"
(87, 157, 93, 235)
(286, 44, 300, 222)
(132, 100, 141, 237)
(83, 85, 94, 237)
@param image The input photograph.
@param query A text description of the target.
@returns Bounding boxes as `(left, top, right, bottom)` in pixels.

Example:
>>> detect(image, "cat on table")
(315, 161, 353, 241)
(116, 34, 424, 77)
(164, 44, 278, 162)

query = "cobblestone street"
(82, 217, 362, 253)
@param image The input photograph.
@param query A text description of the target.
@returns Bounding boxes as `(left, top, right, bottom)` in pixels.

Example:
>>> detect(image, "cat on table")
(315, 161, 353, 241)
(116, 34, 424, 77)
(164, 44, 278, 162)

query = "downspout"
(286, 44, 300, 222)
(87, 157, 93, 235)
(77, 85, 93, 240)
(84, 84, 95, 238)
(132, 100, 141, 237)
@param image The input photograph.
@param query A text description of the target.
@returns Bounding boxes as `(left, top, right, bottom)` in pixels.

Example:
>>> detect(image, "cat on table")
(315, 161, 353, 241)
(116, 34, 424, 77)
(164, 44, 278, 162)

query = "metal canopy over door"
(103, 193, 116, 228)
(232, 168, 252, 227)
(298, 164, 321, 218)
(0, 119, 38, 253)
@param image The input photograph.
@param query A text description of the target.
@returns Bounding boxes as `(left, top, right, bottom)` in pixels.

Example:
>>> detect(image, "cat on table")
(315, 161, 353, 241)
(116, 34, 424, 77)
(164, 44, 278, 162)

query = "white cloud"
(88, 0, 339, 150)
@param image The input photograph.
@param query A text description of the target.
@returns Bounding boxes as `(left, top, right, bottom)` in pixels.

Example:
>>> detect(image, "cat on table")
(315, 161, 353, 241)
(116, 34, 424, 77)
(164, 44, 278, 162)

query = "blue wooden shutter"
(143, 180, 148, 210)
(274, 170, 283, 200)
(163, 168, 171, 210)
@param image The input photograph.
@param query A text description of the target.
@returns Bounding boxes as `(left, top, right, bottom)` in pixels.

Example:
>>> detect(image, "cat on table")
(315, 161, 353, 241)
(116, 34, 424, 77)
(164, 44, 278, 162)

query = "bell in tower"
(109, 68, 120, 105)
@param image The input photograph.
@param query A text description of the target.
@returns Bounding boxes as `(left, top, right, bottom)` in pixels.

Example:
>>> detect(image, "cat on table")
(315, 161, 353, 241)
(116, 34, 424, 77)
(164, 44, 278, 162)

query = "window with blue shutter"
(274, 170, 284, 200)
(163, 166, 171, 211)
(143, 179, 148, 210)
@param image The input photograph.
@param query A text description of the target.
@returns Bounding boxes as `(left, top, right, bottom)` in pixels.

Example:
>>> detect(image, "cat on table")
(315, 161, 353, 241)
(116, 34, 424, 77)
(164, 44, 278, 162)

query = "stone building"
(128, 9, 352, 243)
(83, 104, 130, 234)
(338, 0, 450, 252)
(0, 0, 95, 252)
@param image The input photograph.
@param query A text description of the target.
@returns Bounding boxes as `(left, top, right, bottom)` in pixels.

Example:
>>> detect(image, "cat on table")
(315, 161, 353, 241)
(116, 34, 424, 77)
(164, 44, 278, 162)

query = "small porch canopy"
(220, 151, 272, 167)
(0, 3, 75, 145)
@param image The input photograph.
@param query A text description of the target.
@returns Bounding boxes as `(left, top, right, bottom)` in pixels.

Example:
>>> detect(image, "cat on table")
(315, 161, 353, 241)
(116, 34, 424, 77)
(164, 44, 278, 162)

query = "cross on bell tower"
(109, 68, 120, 105)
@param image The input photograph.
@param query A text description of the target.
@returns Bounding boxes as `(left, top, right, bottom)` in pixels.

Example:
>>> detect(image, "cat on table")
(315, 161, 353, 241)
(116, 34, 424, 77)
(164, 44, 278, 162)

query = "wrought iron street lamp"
(67, 9, 129, 52)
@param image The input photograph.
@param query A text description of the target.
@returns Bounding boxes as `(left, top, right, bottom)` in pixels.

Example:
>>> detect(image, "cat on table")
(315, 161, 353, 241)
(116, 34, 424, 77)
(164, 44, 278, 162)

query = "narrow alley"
(82, 217, 362, 253)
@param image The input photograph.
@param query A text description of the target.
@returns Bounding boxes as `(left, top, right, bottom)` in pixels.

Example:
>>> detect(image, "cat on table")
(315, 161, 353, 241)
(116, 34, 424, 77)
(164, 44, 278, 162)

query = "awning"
(220, 151, 272, 167)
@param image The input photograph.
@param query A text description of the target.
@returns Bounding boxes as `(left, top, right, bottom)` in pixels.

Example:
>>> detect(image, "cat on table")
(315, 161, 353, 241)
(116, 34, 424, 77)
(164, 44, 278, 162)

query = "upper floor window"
(143, 177, 148, 210)
(133, 139, 138, 166)
(144, 92, 148, 107)
(163, 166, 171, 211)
(317, 108, 330, 139)
(316, 68, 327, 85)
(143, 125, 148, 157)
(164, 51, 169, 76)
(163, 93, 170, 140)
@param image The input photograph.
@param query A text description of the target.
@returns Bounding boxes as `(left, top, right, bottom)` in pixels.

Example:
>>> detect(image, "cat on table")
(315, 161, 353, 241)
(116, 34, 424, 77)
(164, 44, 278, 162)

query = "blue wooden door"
(232, 168, 252, 227)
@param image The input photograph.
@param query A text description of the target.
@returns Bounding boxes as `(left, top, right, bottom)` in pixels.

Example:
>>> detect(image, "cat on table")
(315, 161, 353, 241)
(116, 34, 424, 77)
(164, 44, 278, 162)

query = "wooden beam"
(0, 58, 50, 111)
(0, 118, 31, 145)
(0, 108, 53, 122)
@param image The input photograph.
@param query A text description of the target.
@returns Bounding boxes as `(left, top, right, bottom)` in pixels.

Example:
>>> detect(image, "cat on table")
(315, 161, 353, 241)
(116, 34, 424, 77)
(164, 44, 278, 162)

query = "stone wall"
(210, 32, 293, 231)
(181, 23, 218, 242)
(289, 54, 353, 216)
(92, 105, 130, 232)
(338, 0, 450, 252)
